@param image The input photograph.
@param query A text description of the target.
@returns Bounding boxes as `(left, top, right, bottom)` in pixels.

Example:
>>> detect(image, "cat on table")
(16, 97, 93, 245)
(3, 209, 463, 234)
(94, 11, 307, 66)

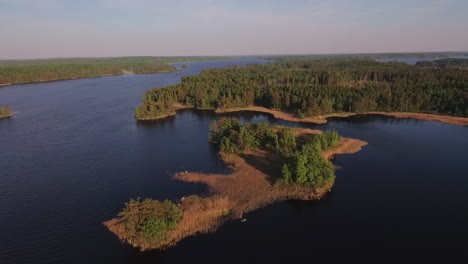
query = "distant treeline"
(0, 57, 178, 85)
(136, 58, 468, 119)
(258, 52, 468, 61)
(416, 58, 468, 68)
(0, 56, 234, 86)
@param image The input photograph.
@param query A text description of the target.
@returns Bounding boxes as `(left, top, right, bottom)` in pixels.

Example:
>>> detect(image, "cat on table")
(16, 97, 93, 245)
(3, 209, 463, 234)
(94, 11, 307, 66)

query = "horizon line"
(1, 51, 467, 61)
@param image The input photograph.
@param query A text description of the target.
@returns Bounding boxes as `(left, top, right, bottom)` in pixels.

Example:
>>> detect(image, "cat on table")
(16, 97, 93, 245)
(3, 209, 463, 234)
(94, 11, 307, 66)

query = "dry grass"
(104, 196, 231, 250)
(104, 127, 367, 250)
(323, 138, 368, 160)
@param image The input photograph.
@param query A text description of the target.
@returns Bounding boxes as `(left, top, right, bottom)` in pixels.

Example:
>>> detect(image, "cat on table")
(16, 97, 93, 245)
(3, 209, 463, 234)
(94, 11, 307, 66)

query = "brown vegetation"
(104, 128, 367, 250)
(0, 105, 12, 119)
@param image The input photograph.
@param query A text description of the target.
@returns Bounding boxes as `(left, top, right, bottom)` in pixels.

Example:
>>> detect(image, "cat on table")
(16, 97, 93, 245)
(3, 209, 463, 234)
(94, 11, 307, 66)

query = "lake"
(0, 60, 467, 264)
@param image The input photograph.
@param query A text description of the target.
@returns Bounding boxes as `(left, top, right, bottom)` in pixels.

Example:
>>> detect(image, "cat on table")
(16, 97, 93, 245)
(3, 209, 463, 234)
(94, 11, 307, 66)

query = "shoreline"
(104, 128, 367, 250)
(215, 106, 468, 126)
(0, 70, 177, 87)
(138, 105, 468, 126)
(0, 114, 13, 119)
(135, 104, 193, 121)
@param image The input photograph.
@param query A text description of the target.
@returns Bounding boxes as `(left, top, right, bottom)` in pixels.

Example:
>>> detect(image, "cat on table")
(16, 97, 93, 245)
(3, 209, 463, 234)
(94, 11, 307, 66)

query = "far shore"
(0, 75, 125, 87)
(0, 70, 177, 87)
(137, 104, 468, 126)
(104, 127, 367, 250)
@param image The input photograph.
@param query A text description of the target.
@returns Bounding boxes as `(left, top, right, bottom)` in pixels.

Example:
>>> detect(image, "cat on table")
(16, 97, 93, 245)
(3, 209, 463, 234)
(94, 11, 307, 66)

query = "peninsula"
(134, 58, 468, 126)
(104, 118, 367, 250)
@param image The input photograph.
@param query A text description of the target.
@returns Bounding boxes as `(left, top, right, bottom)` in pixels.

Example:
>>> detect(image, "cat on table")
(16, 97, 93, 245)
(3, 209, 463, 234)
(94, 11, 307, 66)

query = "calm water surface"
(0, 60, 467, 264)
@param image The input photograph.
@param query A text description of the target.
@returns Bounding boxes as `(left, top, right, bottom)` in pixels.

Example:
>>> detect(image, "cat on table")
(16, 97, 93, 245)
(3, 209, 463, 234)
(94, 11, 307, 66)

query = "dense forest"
(416, 58, 468, 68)
(0, 56, 233, 86)
(210, 118, 341, 187)
(136, 58, 468, 119)
(0, 105, 12, 117)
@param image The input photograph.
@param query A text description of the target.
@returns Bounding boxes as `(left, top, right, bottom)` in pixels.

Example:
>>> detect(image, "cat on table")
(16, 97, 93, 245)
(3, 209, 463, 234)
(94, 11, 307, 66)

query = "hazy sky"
(1, 0, 467, 59)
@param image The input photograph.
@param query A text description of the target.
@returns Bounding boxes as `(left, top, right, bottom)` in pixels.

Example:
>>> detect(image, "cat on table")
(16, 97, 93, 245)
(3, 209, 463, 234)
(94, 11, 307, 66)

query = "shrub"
(210, 118, 341, 188)
(279, 130, 341, 187)
(118, 198, 182, 242)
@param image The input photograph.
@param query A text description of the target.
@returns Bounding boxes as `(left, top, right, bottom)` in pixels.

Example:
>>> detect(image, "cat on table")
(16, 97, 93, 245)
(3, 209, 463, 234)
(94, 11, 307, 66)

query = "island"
(134, 58, 468, 125)
(104, 118, 367, 250)
(0, 105, 12, 119)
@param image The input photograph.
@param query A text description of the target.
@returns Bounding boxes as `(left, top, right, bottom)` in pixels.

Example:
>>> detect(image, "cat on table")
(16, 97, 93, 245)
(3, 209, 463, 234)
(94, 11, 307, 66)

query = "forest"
(0, 56, 233, 86)
(136, 58, 468, 119)
(0, 57, 178, 85)
(210, 118, 341, 187)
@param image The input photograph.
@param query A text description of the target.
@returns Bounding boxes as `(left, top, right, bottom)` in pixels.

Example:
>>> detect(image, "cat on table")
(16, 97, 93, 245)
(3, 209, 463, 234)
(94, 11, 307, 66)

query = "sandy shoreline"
(215, 106, 468, 126)
(137, 105, 468, 126)
(104, 128, 367, 250)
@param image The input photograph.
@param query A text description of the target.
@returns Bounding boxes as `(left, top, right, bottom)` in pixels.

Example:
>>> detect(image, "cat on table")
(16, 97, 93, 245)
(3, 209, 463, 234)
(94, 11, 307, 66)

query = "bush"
(118, 198, 182, 242)
(209, 118, 242, 144)
(277, 128, 296, 155)
(220, 137, 240, 154)
(282, 151, 335, 188)
(280, 130, 341, 187)
(210, 118, 341, 188)
(211, 118, 293, 155)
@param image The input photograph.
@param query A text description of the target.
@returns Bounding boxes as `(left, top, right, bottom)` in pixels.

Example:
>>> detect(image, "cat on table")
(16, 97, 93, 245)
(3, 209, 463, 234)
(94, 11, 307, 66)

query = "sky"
(0, 0, 467, 59)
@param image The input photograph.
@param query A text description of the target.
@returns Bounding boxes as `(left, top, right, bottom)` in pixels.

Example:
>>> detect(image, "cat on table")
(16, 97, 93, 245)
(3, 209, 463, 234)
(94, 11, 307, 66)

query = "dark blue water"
(1, 60, 467, 264)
